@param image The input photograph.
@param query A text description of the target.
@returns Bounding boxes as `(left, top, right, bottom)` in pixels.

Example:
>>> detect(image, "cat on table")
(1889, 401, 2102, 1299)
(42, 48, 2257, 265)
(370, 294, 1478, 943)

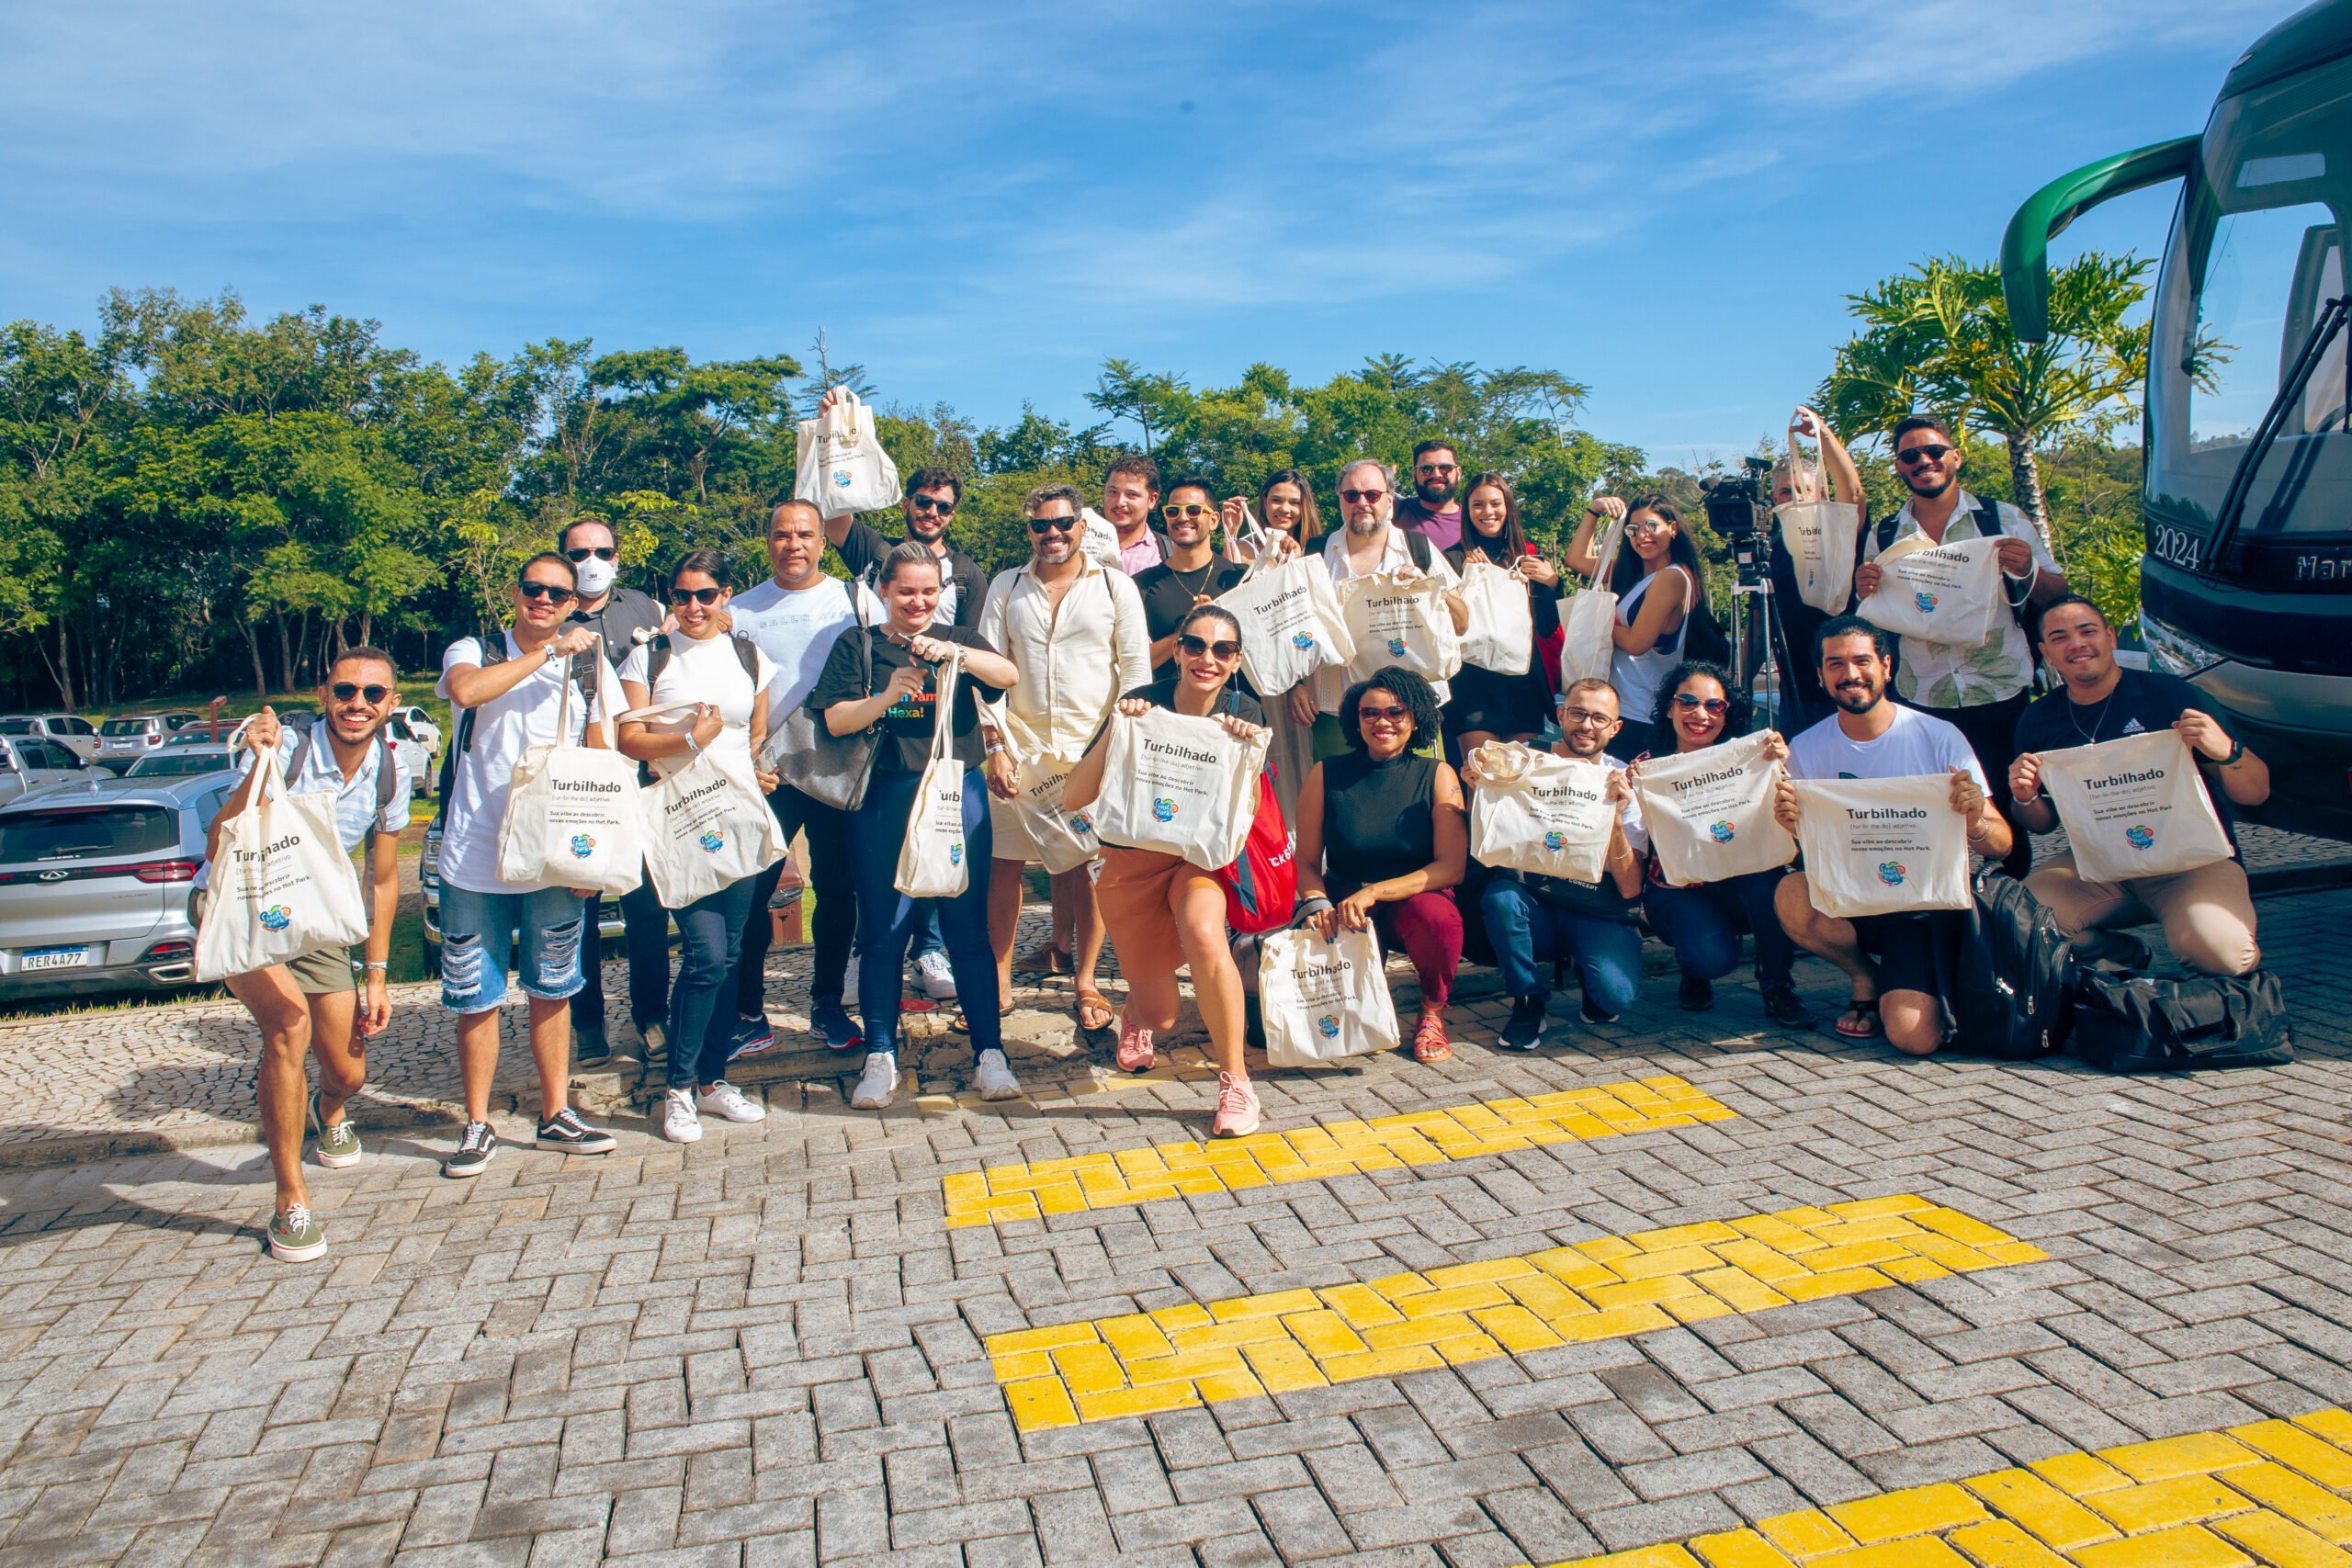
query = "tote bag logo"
(698, 829, 725, 853)
(948, 842, 963, 866)
(258, 905, 292, 932)
(1151, 796, 1178, 823)
(569, 833, 596, 859)
(1543, 830, 1566, 852)
(1877, 861, 1907, 886)
(1068, 811, 1092, 835)
(1385, 637, 1408, 657)
(1317, 1014, 1340, 1040)
(1710, 819, 1736, 843)
(831, 469, 853, 489)
(1913, 591, 1939, 614)
(1291, 632, 1316, 651)
(2125, 824, 2155, 851)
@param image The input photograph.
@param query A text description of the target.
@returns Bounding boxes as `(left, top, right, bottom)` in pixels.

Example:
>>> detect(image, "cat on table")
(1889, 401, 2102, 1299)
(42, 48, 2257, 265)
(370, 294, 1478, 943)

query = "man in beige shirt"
(978, 481, 1151, 1032)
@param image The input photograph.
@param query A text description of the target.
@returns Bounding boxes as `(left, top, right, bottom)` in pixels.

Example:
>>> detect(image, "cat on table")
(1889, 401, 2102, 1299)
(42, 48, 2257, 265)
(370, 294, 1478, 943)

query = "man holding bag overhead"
(1772, 617, 2007, 1055)
(2009, 595, 2267, 976)
(435, 553, 623, 1178)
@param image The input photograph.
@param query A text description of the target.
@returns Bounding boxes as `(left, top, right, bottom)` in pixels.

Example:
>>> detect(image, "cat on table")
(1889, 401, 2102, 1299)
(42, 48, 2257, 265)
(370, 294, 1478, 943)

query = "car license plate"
(20, 946, 88, 972)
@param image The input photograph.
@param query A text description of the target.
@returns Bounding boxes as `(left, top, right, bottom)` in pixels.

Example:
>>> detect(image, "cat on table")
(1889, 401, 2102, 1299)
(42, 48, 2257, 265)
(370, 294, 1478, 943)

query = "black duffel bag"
(2069, 968, 2294, 1073)
(1941, 871, 2075, 1060)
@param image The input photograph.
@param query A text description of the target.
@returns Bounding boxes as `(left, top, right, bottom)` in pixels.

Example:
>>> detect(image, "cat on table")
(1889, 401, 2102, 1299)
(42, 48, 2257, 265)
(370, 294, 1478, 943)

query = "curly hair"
(1648, 660, 1748, 749)
(1339, 667, 1442, 752)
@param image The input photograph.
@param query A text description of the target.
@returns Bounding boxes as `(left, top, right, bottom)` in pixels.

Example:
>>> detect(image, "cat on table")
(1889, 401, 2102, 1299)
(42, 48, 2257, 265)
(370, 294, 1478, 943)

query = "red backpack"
(1217, 766, 1296, 934)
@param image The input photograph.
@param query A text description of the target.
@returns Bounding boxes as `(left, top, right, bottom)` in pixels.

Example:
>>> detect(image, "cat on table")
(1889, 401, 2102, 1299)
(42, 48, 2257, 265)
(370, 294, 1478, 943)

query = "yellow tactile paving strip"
(1542, 1406, 2352, 1568)
(986, 1194, 2041, 1432)
(944, 1075, 1735, 1227)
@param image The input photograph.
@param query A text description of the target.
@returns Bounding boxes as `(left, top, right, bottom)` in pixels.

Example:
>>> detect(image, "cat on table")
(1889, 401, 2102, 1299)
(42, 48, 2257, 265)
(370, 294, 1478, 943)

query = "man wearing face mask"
(559, 516, 670, 1067)
(1394, 439, 1465, 553)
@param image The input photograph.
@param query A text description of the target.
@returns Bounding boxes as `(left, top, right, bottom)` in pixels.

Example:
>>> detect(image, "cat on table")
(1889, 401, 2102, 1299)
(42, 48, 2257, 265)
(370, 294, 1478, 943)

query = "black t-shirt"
(836, 519, 989, 629)
(807, 624, 1004, 774)
(1132, 558, 1250, 678)
(2014, 668, 2242, 851)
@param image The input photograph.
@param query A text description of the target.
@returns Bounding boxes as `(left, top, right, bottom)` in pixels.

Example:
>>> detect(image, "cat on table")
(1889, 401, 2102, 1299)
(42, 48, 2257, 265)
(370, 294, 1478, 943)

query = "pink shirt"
(1117, 531, 1163, 575)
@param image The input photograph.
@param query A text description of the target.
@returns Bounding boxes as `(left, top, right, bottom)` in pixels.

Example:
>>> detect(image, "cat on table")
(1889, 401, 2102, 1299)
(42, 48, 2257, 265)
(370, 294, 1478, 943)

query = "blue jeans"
(437, 883, 588, 1014)
(666, 875, 757, 1091)
(845, 766, 1001, 1058)
(1644, 870, 1795, 991)
(1479, 879, 1643, 1017)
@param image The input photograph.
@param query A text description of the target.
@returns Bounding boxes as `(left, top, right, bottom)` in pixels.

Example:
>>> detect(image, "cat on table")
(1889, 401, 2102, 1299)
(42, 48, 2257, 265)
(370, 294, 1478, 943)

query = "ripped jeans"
(436, 883, 589, 1015)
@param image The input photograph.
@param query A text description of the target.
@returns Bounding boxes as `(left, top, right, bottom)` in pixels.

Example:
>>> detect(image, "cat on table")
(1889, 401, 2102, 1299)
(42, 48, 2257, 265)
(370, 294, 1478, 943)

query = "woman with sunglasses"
(1061, 604, 1269, 1134)
(1629, 661, 1811, 1028)
(1295, 668, 1468, 1063)
(1219, 469, 1323, 824)
(1444, 471, 1562, 756)
(814, 543, 1024, 1112)
(1564, 493, 1715, 761)
(616, 550, 782, 1145)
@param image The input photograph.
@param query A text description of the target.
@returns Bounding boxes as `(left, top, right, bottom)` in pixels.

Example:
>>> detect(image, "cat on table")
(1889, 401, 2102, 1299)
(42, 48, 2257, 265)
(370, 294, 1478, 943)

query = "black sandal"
(1833, 997, 1882, 1039)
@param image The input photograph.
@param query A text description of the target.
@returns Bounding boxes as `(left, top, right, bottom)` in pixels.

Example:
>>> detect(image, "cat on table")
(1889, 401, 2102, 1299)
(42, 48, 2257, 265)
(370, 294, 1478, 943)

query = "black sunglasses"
(517, 581, 577, 603)
(1672, 693, 1729, 716)
(331, 682, 391, 705)
(1028, 515, 1078, 534)
(910, 494, 956, 515)
(670, 586, 724, 605)
(564, 546, 616, 562)
(1178, 634, 1241, 660)
(1896, 443, 1953, 466)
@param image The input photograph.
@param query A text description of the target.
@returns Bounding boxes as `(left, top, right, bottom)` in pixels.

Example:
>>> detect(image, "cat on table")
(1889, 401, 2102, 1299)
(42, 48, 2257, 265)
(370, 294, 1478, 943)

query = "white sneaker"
(662, 1089, 702, 1144)
(973, 1048, 1021, 1101)
(842, 953, 860, 998)
(695, 1081, 766, 1123)
(851, 1052, 898, 1111)
(915, 949, 957, 1000)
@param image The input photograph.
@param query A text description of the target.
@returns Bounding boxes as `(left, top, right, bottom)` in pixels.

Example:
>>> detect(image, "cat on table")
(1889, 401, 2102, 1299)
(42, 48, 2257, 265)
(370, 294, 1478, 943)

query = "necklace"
(2068, 688, 2116, 746)
(1167, 558, 1220, 597)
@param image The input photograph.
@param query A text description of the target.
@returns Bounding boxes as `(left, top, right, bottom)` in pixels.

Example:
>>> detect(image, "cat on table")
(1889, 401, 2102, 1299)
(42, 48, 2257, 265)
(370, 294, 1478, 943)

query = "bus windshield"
(2149, 51, 2352, 540)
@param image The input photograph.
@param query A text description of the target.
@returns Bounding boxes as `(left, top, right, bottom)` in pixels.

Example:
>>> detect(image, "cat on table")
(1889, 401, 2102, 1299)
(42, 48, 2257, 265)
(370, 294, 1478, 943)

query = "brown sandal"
(1074, 986, 1114, 1032)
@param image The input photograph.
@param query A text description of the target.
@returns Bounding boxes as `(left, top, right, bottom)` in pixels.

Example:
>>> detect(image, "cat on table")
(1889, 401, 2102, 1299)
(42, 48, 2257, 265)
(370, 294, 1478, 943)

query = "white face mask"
(573, 555, 618, 598)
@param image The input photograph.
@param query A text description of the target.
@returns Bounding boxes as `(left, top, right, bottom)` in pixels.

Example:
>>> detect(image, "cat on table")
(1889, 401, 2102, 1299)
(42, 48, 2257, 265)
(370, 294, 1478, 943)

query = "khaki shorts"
(191, 890, 357, 995)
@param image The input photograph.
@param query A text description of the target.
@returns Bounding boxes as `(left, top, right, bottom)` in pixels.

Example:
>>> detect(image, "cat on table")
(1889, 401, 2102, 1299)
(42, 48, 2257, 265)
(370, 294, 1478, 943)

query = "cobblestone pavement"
(0, 882, 2347, 1567)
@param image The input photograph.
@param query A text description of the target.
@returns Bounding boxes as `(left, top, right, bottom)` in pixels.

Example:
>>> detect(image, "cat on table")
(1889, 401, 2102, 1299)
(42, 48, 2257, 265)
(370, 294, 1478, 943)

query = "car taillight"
(141, 940, 193, 962)
(131, 860, 198, 883)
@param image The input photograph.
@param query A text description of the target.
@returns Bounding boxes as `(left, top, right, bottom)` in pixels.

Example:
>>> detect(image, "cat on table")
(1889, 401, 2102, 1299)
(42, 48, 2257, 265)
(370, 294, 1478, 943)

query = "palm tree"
(1817, 253, 2151, 545)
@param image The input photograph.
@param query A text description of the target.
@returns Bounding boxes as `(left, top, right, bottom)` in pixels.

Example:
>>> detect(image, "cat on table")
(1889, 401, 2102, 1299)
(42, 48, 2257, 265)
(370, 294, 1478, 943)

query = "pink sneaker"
(1211, 1072, 1261, 1138)
(1114, 1017, 1155, 1073)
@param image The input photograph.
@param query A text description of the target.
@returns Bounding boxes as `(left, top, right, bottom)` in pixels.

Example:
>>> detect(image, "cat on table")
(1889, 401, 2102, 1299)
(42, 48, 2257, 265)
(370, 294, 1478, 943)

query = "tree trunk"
(53, 618, 74, 709)
(243, 620, 267, 699)
(2006, 431, 2055, 554)
(275, 608, 293, 694)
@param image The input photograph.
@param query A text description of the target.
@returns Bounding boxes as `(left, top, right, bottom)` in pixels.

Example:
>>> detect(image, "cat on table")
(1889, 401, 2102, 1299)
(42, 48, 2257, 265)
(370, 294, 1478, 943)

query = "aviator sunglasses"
(563, 546, 616, 562)
(1896, 443, 1953, 466)
(331, 682, 391, 704)
(1672, 693, 1730, 716)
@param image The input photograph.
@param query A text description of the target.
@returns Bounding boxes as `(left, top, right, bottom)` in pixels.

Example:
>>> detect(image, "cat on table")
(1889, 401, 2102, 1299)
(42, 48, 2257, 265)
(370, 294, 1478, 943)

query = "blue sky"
(0, 0, 2301, 465)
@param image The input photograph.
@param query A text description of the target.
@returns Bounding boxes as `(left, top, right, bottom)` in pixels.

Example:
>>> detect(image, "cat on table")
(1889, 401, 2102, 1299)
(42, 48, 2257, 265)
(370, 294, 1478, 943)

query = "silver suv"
(0, 772, 238, 998)
(0, 714, 101, 763)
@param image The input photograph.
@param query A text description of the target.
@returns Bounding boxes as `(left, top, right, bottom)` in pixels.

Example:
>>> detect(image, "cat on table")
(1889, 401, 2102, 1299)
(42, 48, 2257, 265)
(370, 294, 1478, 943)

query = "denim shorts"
(436, 883, 589, 1014)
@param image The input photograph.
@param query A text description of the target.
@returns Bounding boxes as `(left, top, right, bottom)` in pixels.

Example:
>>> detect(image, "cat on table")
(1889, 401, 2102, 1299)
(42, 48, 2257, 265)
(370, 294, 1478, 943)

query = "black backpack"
(1941, 871, 2074, 1060)
(2070, 969, 2293, 1073)
(643, 631, 760, 689)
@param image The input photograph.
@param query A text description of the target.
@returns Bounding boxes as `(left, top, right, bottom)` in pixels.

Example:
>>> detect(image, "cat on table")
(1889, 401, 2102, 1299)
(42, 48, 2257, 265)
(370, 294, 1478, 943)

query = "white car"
(0, 714, 101, 763)
(0, 736, 91, 805)
(389, 705, 442, 754)
(386, 716, 435, 798)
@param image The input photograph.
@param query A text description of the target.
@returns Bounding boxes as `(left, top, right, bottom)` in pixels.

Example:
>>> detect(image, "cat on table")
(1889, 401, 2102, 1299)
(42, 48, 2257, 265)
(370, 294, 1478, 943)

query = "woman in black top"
(1444, 473, 1562, 754)
(810, 544, 1021, 1113)
(1063, 604, 1269, 1137)
(1294, 668, 1468, 1063)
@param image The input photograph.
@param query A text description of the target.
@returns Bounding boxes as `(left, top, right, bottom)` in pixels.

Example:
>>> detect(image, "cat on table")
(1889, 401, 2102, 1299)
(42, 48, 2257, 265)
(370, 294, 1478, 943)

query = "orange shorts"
(1095, 846, 1221, 977)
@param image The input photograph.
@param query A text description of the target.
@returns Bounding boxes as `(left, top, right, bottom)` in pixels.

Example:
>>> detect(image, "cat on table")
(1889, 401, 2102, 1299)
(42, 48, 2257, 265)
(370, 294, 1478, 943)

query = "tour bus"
(2003, 0, 2352, 840)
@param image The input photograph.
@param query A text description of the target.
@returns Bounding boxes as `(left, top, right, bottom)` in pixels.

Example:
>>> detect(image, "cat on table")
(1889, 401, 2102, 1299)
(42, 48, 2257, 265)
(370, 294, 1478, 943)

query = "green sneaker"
(267, 1203, 326, 1263)
(311, 1090, 363, 1168)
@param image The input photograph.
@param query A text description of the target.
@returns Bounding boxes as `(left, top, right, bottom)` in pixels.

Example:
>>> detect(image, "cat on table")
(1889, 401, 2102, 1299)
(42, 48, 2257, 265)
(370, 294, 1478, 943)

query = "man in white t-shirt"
(434, 552, 624, 1178)
(1772, 616, 2008, 1057)
(728, 500, 885, 1051)
(1306, 457, 1467, 756)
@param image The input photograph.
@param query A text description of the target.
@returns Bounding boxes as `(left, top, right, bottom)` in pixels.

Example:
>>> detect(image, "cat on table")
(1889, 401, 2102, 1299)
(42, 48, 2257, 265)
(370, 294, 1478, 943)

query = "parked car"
(0, 736, 90, 804)
(158, 712, 207, 732)
(390, 705, 442, 754)
(166, 727, 235, 747)
(125, 746, 236, 779)
(0, 772, 238, 998)
(95, 714, 194, 772)
(386, 716, 435, 798)
(0, 714, 101, 763)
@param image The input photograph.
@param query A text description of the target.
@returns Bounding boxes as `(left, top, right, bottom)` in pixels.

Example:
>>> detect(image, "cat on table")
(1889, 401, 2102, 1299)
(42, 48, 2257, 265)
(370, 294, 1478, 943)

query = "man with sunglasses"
(1851, 414, 2064, 879)
(434, 553, 623, 1178)
(978, 482, 1150, 1035)
(555, 516, 669, 1066)
(1306, 457, 1467, 757)
(823, 465, 989, 628)
(1133, 475, 1249, 678)
(1395, 439, 1464, 553)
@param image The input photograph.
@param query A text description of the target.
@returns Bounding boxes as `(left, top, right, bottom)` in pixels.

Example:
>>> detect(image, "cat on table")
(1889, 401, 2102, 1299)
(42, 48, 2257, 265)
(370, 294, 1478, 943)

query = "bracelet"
(1966, 817, 1993, 842)
(984, 742, 1007, 756)
(363, 961, 388, 971)
(686, 733, 701, 754)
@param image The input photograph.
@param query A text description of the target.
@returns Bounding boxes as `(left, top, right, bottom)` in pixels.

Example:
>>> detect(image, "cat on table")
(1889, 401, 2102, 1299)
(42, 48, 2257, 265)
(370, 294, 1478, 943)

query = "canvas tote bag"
(1629, 731, 1797, 886)
(1455, 558, 1535, 676)
(793, 388, 901, 513)
(498, 661, 646, 897)
(1859, 533, 2005, 648)
(195, 731, 371, 982)
(1465, 742, 1616, 885)
(1340, 569, 1462, 683)
(1792, 774, 1972, 918)
(980, 698, 1102, 876)
(1773, 423, 1863, 613)
(1089, 705, 1271, 870)
(2034, 729, 2233, 883)
(1219, 507, 1354, 695)
(1557, 513, 1627, 687)
(631, 704, 787, 909)
(1258, 925, 1399, 1067)
(896, 651, 972, 897)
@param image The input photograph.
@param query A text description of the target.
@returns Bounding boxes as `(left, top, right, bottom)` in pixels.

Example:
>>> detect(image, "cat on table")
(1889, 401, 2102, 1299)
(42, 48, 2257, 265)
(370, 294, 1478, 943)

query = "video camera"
(1700, 456, 1777, 587)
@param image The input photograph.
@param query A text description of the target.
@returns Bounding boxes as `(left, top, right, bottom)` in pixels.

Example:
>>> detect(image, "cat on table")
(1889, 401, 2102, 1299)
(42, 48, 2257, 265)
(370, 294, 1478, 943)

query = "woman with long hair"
(1062, 603, 1268, 1135)
(1629, 660, 1811, 1029)
(1294, 668, 1468, 1064)
(1444, 471, 1561, 755)
(1220, 468, 1324, 823)
(1565, 492, 1713, 761)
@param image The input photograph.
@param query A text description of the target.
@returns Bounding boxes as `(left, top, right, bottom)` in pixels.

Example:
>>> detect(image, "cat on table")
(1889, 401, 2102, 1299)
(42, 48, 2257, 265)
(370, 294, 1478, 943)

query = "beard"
(1416, 477, 1455, 507)
(1905, 469, 1955, 500)
(1347, 511, 1388, 536)
(1830, 680, 1883, 714)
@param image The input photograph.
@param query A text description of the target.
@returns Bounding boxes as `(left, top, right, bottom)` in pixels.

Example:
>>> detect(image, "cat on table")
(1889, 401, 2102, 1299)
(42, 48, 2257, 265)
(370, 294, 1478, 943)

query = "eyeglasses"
(1357, 703, 1411, 726)
(1340, 488, 1385, 504)
(1027, 514, 1078, 535)
(331, 682, 391, 705)
(670, 586, 724, 605)
(910, 494, 956, 515)
(1177, 634, 1241, 660)
(1162, 502, 1212, 521)
(1672, 693, 1730, 716)
(563, 546, 616, 563)
(1896, 443, 1953, 466)
(517, 581, 577, 604)
(1560, 706, 1618, 728)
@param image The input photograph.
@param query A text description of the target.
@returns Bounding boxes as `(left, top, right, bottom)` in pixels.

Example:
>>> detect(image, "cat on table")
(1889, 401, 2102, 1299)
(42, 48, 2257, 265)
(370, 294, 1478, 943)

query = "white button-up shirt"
(1312, 525, 1462, 714)
(977, 555, 1150, 759)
